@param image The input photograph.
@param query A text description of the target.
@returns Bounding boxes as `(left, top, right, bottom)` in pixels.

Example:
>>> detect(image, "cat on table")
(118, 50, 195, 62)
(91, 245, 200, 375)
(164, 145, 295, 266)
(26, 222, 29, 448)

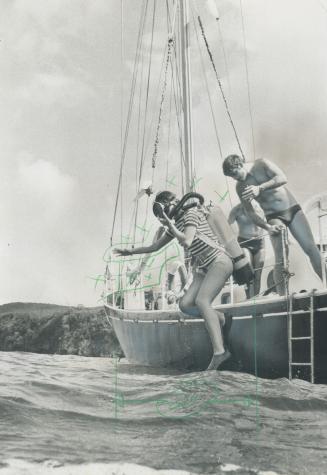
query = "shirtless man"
(228, 202, 265, 297)
(223, 154, 324, 295)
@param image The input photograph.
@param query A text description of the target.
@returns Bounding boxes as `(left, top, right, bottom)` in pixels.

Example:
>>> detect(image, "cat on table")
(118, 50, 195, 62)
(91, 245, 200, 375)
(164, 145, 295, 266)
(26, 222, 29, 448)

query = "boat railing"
(318, 199, 327, 286)
(104, 248, 183, 311)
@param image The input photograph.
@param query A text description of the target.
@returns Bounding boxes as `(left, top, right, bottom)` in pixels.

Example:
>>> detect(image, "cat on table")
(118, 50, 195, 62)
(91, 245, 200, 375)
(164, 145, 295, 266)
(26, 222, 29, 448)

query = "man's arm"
(241, 200, 270, 231)
(259, 158, 287, 191)
(228, 206, 238, 225)
(236, 183, 281, 235)
(242, 159, 287, 201)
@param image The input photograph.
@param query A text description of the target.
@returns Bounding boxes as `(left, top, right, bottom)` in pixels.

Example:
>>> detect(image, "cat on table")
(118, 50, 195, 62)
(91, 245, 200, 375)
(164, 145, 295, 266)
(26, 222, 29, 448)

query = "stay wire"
(134, 0, 157, 242)
(152, 36, 174, 168)
(110, 0, 149, 246)
(132, 46, 146, 244)
(197, 15, 246, 162)
(140, 0, 157, 171)
(191, 6, 233, 209)
(214, 0, 231, 97)
(165, 1, 174, 185)
(239, 0, 256, 161)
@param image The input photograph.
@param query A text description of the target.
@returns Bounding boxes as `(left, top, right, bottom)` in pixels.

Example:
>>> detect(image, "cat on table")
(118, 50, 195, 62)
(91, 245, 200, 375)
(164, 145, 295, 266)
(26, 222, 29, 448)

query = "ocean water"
(0, 352, 327, 475)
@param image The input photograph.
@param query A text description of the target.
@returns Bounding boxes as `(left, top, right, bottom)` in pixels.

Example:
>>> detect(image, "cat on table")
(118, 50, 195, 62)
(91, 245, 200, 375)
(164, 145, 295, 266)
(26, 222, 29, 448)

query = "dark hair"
(154, 190, 176, 203)
(222, 154, 244, 176)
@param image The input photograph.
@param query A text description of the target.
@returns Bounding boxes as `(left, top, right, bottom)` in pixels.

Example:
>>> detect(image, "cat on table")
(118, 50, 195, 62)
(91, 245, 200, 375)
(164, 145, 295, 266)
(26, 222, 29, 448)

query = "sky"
(1, 0, 327, 306)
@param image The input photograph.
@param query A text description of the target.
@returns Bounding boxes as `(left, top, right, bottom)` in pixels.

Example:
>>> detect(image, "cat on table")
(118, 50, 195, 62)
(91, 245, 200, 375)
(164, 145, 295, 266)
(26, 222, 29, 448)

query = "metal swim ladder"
(288, 292, 315, 383)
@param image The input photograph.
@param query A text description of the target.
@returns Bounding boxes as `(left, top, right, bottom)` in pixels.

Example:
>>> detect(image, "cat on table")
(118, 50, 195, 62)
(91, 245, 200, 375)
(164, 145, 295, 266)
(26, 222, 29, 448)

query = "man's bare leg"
(288, 210, 324, 280)
(242, 248, 253, 298)
(253, 248, 265, 296)
(268, 218, 288, 295)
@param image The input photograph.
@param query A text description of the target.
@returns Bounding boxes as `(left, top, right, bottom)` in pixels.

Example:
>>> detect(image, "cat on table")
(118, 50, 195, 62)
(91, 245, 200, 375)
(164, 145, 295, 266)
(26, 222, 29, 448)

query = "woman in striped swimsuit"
(115, 190, 233, 370)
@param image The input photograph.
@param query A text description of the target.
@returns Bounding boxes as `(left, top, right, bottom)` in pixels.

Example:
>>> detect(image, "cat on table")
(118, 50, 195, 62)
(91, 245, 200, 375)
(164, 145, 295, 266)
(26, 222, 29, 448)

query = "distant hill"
(0, 302, 100, 317)
(0, 302, 122, 358)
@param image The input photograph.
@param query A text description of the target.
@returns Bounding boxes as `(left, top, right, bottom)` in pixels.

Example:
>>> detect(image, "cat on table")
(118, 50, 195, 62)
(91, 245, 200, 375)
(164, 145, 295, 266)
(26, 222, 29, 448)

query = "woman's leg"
(195, 253, 233, 369)
(179, 271, 204, 317)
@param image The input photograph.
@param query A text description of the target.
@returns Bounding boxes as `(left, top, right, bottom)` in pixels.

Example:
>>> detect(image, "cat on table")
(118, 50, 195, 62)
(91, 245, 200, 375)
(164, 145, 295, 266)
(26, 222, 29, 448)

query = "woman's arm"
(162, 211, 197, 249)
(115, 232, 173, 256)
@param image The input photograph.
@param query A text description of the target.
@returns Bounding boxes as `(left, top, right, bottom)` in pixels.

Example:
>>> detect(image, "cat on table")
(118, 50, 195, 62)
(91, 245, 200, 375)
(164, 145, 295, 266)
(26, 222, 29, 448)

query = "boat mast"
(179, 0, 194, 192)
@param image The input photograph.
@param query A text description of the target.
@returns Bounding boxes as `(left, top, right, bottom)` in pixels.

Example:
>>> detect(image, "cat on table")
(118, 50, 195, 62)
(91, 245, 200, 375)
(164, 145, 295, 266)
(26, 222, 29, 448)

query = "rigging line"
(152, 36, 174, 168)
(166, 1, 185, 194)
(141, 42, 169, 172)
(120, 0, 124, 245)
(239, 0, 256, 161)
(192, 8, 222, 159)
(168, 0, 179, 38)
(214, 0, 231, 98)
(137, 23, 174, 186)
(141, 29, 186, 186)
(166, 69, 173, 184)
(172, 57, 186, 195)
(139, 0, 157, 172)
(191, 5, 233, 208)
(197, 15, 246, 162)
(132, 32, 148, 244)
(175, 17, 186, 196)
(170, 52, 187, 181)
(170, 33, 186, 170)
(165, 0, 174, 184)
(133, 0, 157, 241)
(110, 0, 149, 245)
(141, 167, 156, 246)
(112, 0, 148, 242)
(133, 39, 171, 239)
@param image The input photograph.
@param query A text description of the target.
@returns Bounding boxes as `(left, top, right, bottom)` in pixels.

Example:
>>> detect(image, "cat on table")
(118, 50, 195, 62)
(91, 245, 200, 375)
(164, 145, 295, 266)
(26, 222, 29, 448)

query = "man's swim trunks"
(265, 204, 302, 226)
(238, 236, 264, 256)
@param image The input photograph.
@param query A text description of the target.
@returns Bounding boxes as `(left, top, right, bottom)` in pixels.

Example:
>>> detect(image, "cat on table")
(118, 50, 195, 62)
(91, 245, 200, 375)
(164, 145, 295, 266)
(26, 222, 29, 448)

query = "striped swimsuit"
(168, 207, 224, 270)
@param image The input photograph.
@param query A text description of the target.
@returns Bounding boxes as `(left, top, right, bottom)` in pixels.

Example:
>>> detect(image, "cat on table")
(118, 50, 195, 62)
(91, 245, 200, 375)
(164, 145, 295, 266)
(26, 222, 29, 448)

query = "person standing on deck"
(114, 190, 234, 371)
(223, 155, 325, 295)
(228, 202, 265, 297)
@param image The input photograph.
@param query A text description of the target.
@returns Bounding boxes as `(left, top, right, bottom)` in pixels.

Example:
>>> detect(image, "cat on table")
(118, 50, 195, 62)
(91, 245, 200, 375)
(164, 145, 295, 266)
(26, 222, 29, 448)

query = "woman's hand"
(160, 210, 172, 226)
(128, 268, 141, 284)
(114, 248, 132, 257)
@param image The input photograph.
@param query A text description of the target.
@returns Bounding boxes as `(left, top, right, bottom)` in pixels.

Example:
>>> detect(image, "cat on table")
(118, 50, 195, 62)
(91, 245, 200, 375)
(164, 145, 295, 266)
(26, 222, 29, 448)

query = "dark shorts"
(238, 236, 264, 256)
(266, 204, 302, 227)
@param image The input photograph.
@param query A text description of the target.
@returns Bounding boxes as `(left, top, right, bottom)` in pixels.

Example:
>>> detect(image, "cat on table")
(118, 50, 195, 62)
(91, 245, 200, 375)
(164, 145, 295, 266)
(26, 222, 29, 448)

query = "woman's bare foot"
(207, 350, 231, 371)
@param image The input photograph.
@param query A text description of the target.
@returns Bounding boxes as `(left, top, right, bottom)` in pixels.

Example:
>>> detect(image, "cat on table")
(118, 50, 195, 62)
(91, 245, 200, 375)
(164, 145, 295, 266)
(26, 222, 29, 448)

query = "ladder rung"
(289, 310, 311, 315)
(290, 362, 313, 366)
(317, 307, 327, 312)
(290, 336, 312, 340)
(264, 309, 310, 317)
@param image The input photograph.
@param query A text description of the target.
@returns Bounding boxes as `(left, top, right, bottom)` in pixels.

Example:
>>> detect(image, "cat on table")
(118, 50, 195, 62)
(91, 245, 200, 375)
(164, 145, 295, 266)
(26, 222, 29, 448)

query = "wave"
(1, 352, 326, 475)
(0, 459, 282, 475)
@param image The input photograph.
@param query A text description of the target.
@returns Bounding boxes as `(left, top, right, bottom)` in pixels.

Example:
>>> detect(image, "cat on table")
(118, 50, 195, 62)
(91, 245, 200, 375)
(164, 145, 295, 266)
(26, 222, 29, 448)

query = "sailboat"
(104, 0, 327, 384)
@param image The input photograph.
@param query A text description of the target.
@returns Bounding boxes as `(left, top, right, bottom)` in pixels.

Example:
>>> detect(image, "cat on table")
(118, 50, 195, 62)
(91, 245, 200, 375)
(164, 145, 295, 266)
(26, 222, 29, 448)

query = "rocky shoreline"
(0, 303, 123, 357)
